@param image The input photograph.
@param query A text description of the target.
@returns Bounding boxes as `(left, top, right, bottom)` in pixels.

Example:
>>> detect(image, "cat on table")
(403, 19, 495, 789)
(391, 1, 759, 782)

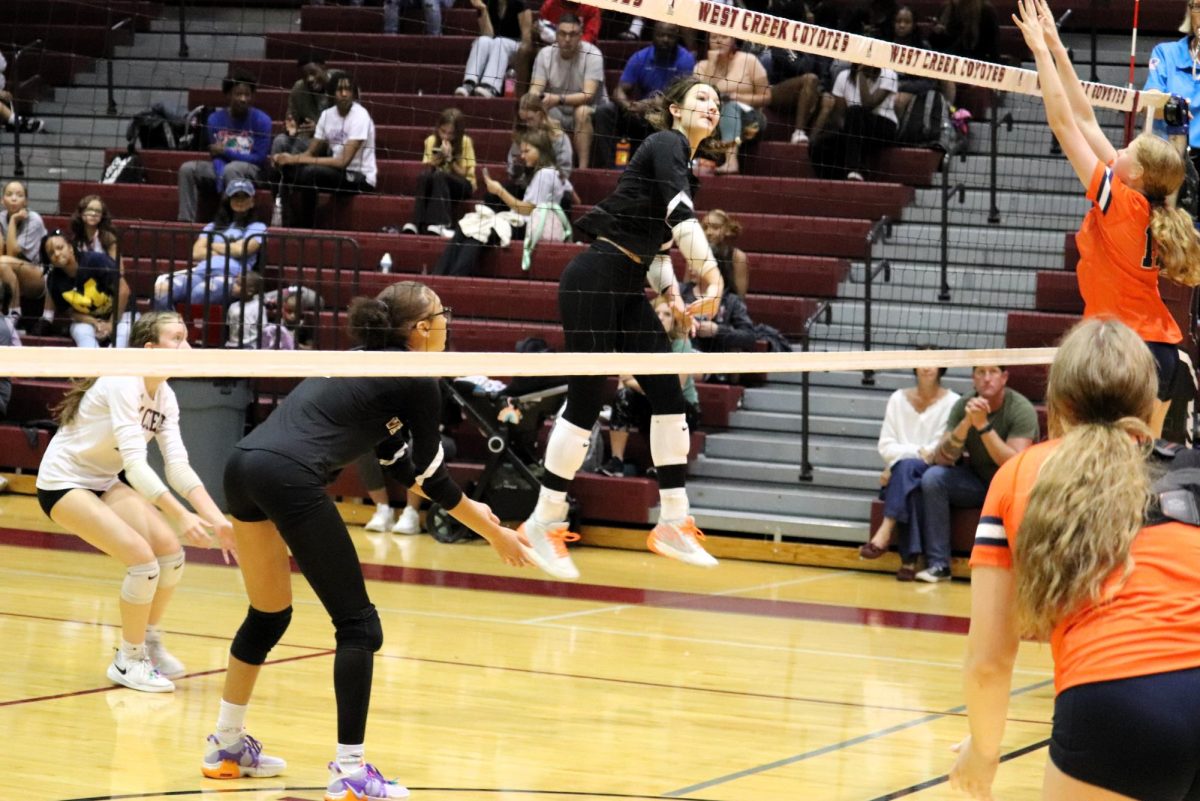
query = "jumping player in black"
(201, 281, 530, 801)
(519, 76, 726, 580)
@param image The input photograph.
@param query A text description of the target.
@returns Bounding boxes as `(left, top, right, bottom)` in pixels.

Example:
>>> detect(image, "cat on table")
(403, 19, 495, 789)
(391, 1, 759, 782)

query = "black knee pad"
(230, 605, 293, 665)
(334, 605, 384, 653)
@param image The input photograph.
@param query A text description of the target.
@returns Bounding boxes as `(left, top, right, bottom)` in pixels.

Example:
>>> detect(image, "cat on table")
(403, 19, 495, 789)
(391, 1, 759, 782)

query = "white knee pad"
(121, 560, 161, 605)
(543, 416, 593, 481)
(157, 550, 185, 590)
(650, 414, 691, 467)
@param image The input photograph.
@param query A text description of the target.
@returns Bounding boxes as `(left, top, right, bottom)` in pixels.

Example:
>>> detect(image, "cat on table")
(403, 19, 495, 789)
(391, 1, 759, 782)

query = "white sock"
(121, 638, 146, 661)
(216, 699, 248, 745)
(375, 503, 391, 514)
(336, 743, 365, 771)
(41, 309, 54, 321)
(658, 488, 689, 525)
(145, 623, 163, 642)
(532, 487, 568, 524)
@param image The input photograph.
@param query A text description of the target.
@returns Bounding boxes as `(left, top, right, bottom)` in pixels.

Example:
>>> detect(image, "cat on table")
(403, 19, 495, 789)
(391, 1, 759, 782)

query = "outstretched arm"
(1012, 0, 1100, 188)
(1034, 0, 1117, 164)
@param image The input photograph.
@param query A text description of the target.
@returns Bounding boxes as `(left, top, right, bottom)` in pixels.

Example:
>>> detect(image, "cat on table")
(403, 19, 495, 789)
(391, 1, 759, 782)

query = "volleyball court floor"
(0, 491, 1054, 800)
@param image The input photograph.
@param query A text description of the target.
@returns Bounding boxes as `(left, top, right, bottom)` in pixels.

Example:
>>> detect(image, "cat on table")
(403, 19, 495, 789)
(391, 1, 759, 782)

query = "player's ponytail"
(1014, 319, 1156, 639)
(1134, 133, 1200, 286)
(348, 280, 435, 350)
(53, 379, 97, 427)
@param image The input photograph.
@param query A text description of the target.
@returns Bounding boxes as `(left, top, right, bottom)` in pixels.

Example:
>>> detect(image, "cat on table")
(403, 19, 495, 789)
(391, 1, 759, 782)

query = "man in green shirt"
(271, 54, 332, 159)
(914, 365, 1039, 582)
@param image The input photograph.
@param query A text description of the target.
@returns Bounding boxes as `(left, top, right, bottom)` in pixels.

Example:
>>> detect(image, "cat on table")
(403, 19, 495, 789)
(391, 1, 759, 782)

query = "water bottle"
(271, 196, 282, 227)
(615, 138, 631, 167)
(504, 68, 517, 98)
(379, 252, 392, 274)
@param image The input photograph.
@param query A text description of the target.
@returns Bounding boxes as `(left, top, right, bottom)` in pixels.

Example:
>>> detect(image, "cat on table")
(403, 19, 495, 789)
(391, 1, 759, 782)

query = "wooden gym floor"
(0, 489, 1055, 801)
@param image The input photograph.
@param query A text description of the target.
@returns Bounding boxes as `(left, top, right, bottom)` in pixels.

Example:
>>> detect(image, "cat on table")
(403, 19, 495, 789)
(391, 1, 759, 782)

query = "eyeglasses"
(1191, 3, 1200, 11)
(82, 207, 104, 216)
(426, 306, 452, 323)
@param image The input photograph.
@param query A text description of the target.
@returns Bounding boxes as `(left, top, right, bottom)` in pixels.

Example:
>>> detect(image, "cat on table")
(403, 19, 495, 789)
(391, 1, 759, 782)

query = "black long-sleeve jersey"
(575, 129, 699, 265)
(236, 375, 462, 509)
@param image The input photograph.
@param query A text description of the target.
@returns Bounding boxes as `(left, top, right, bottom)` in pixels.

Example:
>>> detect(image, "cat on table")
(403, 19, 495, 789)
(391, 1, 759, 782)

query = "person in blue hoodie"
(177, 70, 272, 223)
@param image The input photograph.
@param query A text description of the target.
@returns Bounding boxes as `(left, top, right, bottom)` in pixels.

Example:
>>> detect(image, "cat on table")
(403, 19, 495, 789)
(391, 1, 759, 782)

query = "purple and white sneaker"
(201, 732, 287, 779)
(325, 761, 410, 800)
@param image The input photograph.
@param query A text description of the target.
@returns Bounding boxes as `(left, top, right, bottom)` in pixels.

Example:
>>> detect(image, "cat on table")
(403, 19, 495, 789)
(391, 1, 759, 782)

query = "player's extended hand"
(949, 737, 999, 800)
(482, 525, 533, 567)
(208, 516, 237, 564)
(175, 510, 213, 548)
(1011, 0, 1048, 52)
(1034, 0, 1064, 49)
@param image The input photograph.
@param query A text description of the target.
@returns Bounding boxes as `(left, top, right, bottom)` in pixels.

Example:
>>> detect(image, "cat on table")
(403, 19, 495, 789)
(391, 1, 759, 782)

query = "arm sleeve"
(377, 380, 464, 509)
(969, 452, 1020, 569)
(1085, 161, 1114, 213)
(154, 388, 203, 497)
(1143, 43, 1170, 92)
(583, 45, 605, 102)
(532, 48, 550, 86)
(945, 395, 966, 432)
(106, 379, 170, 500)
(658, 136, 696, 228)
(522, 168, 559, 204)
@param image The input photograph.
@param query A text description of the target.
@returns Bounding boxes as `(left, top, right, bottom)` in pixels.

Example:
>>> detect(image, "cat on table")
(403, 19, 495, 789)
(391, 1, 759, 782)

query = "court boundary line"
(58, 787, 735, 801)
(0, 525, 970, 632)
(661, 679, 1053, 797)
(863, 737, 1052, 800)
(0, 607, 1053, 725)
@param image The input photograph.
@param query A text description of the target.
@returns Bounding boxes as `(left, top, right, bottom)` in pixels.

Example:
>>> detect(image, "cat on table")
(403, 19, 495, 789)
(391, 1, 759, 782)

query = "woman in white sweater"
(860, 364, 958, 579)
(35, 312, 234, 692)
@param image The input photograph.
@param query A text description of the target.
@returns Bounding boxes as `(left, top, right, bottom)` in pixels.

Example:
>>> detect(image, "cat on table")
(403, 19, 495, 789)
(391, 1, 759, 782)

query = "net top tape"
(588, 0, 1164, 113)
(7, 347, 1057, 378)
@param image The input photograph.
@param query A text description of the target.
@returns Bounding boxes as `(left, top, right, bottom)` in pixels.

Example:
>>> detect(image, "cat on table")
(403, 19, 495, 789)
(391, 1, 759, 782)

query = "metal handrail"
(988, 90, 1013, 223)
(6, 38, 43, 178)
(860, 216, 893, 385)
(797, 300, 833, 482)
(106, 16, 134, 116)
(939, 146, 968, 302)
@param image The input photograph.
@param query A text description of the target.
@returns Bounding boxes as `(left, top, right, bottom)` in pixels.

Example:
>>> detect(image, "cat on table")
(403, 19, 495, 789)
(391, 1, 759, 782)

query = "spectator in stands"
(41, 231, 131, 348)
(0, 52, 44, 134)
(225, 272, 277, 349)
(0, 180, 47, 325)
(701, 209, 749, 296)
(1144, 2, 1200, 175)
(530, 14, 607, 168)
(510, 92, 574, 180)
(811, 64, 900, 181)
(764, 0, 829, 148)
(859, 362, 959, 576)
(887, 6, 940, 126)
(279, 286, 324, 349)
(456, 0, 534, 98)
(274, 73, 377, 229)
(916, 365, 1038, 582)
(593, 22, 695, 168)
(383, 0, 457, 35)
(271, 55, 332, 160)
(537, 0, 600, 44)
(436, 129, 571, 276)
(403, 108, 477, 238)
(178, 71, 272, 224)
(601, 296, 702, 477)
(155, 181, 267, 311)
(70, 194, 119, 260)
(694, 33, 770, 175)
(929, 0, 1000, 62)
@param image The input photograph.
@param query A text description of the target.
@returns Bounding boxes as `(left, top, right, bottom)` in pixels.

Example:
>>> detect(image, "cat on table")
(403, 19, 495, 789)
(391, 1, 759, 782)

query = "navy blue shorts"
(1146, 341, 1181, 402)
(1051, 666, 1200, 800)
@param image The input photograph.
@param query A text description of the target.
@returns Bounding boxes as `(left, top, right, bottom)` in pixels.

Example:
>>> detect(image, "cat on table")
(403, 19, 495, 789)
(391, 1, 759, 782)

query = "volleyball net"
(4, 0, 1194, 539)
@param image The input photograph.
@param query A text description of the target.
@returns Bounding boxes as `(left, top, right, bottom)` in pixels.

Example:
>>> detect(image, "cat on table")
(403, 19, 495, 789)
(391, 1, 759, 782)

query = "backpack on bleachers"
(101, 148, 145, 184)
(179, 104, 213, 151)
(897, 88, 948, 147)
(126, 103, 187, 151)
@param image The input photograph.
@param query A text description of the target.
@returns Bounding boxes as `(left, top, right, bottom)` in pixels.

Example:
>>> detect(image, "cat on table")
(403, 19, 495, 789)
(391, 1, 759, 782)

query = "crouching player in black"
(201, 281, 530, 801)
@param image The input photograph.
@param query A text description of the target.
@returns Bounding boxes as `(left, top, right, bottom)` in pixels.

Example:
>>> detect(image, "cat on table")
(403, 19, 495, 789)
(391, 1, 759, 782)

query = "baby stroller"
(426, 375, 579, 543)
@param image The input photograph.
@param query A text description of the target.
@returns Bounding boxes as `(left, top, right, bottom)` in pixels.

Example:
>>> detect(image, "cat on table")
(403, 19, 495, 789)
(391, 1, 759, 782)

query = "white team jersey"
(36, 376, 188, 492)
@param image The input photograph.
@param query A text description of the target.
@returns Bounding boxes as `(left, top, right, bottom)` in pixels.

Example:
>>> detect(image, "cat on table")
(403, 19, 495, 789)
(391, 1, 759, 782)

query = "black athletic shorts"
(37, 486, 104, 517)
(1050, 666, 1200, 800)
(1146, 341, 1181, 402)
